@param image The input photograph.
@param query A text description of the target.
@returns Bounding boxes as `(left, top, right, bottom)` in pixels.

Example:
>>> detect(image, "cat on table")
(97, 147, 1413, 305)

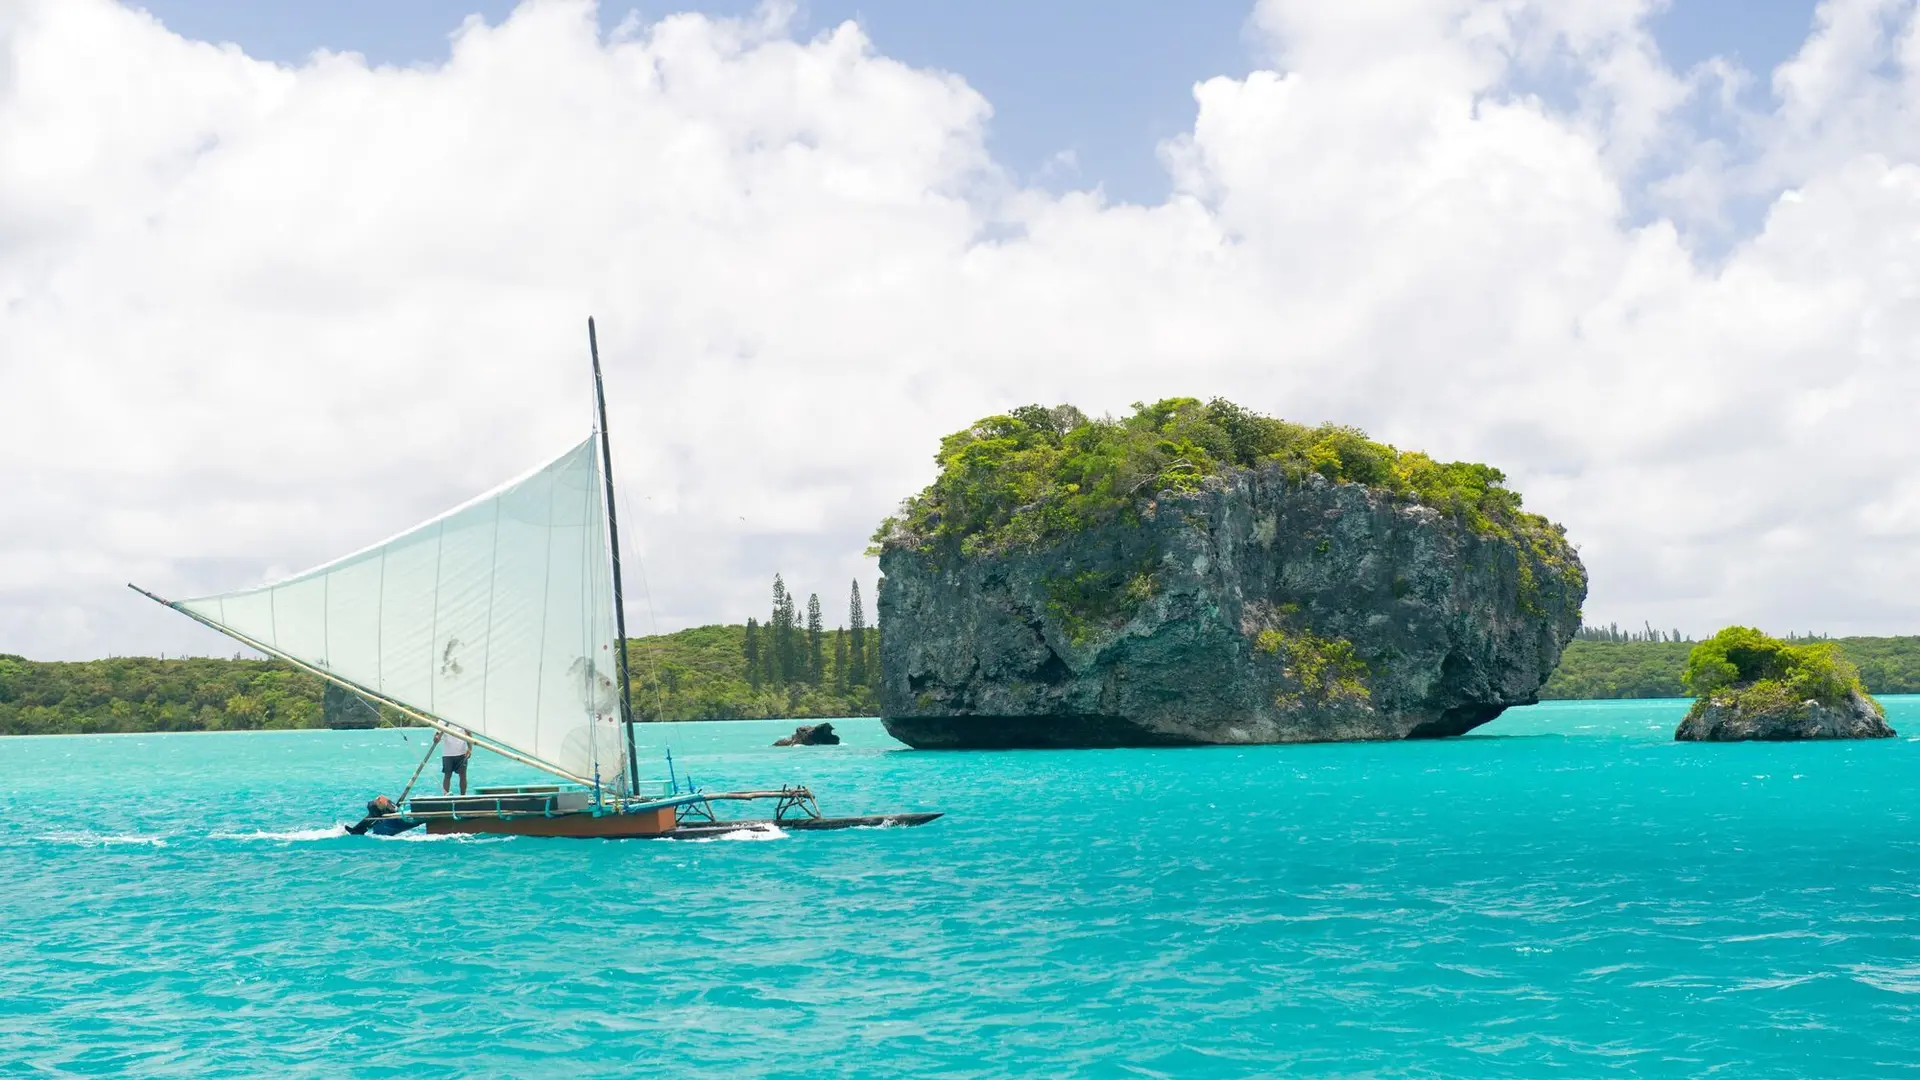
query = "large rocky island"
(1675, 626, 1895, 741)
(874, 399, 1587, 748)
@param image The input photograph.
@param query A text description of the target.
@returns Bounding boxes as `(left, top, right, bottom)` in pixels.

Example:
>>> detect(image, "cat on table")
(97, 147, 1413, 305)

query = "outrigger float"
(132, 318, 939, 841)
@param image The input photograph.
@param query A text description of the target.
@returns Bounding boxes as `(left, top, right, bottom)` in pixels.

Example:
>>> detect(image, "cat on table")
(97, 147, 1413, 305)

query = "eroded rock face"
(1675, 690, 1895, 741)
(879, 468, 1585, 748)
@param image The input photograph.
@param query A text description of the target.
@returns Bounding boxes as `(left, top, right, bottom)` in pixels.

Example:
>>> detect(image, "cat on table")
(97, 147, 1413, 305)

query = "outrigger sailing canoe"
(131, 319, 939, 840)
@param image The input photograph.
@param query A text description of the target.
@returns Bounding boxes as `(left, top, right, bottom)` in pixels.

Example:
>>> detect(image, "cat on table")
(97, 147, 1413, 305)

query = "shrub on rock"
(1676, 627, 1893, 741)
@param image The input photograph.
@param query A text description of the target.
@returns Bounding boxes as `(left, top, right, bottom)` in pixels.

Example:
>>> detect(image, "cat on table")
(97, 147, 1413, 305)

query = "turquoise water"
(5, 700, 1920, 1078)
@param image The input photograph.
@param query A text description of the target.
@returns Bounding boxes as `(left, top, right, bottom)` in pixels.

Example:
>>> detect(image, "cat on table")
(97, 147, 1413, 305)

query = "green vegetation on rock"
(1680, 626, 1877, 720)
(1254, 629, 1371, 708)
(875, 398, 1583, 622)
(1043, 560, 1160, 645)
(876, 397, 1563, 555)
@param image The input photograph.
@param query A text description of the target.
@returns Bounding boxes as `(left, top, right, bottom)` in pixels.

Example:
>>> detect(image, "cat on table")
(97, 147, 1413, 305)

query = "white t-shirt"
(443, 735, 470, 758)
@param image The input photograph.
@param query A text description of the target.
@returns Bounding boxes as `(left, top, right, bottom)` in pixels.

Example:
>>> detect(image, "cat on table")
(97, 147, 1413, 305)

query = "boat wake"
(376, 829, 514, 843)
(43, 831, 169, 848)
(705, 824, 789, 843)
(209, 826, 346, 843)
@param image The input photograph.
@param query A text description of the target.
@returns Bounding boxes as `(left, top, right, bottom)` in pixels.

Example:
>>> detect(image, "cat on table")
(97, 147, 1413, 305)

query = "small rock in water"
(773, 722, 840, 747)
(1676, 689, 1896, 742)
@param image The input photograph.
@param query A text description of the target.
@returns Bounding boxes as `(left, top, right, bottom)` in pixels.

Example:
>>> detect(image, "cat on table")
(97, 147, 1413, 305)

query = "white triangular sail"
(175, 437, 629, 791)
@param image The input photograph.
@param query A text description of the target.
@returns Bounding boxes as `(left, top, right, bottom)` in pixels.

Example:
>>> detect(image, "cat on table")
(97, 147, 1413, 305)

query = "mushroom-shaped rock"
(874, 399, 1586, 749)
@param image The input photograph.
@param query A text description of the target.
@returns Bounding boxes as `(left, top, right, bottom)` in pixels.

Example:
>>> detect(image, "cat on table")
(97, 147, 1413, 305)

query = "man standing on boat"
(441, 730, 471, 795)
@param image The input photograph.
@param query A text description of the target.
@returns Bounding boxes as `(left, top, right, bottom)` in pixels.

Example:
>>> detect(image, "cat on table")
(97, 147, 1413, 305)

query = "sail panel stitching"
(480, 495, 501, 729)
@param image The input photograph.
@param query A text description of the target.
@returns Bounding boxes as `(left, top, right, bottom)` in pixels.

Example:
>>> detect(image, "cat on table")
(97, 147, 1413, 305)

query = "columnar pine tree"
(744, 618, 761, 691)
(768, 575, 780, 684)
(832, 626, 848, 693)
(848, 580, 868, 688)
(806, 593, 824, 685)
(771, 574, 797, 684)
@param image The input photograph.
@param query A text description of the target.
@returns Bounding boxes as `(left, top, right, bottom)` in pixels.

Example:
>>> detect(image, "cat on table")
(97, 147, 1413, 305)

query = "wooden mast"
(588, 317, 643, 797)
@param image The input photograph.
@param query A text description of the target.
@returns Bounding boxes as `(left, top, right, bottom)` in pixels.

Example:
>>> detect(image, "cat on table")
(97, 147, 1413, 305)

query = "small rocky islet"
(874, 398, 1588, 748)
(771, 722, 841, 746)
(1674, 626, 1895, 741)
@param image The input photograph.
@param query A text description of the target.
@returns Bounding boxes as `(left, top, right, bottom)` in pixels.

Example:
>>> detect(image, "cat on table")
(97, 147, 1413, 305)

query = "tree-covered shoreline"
(1541, 636, 1920, 699)
(10, 632, 1920, 735)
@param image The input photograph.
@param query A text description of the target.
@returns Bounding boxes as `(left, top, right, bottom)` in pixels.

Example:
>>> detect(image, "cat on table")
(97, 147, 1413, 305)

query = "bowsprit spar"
(130, 318, 940, 840)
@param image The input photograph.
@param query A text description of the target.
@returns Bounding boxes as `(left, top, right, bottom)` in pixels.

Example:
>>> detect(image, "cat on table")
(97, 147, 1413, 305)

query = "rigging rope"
(395, 730, 444, 805)
(607, 390, 678, 792)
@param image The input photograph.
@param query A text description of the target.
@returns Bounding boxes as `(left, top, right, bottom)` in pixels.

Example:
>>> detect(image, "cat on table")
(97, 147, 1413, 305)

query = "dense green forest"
(0, 577, 880, 734)
(0, 654, 332, 735)
(1541, 636, 1920, 699)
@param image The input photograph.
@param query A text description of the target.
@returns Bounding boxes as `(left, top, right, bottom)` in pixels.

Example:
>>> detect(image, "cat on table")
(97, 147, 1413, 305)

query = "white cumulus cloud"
(2, 0, 1918, 660)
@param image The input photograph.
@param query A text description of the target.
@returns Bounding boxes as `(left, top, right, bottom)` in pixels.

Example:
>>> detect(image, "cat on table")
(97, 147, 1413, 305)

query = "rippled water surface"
(6, 700, 1920, 1078)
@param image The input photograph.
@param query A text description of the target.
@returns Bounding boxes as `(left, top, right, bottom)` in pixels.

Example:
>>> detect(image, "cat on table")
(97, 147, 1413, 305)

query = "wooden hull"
(425, 805, 677, 838)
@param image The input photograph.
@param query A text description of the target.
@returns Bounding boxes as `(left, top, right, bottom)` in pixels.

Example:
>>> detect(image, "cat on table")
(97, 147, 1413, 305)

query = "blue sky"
(133, 0, 1822, 205)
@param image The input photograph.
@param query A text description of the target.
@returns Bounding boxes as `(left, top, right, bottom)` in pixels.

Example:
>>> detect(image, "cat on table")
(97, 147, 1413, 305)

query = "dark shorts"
(441, 754, 469, 777)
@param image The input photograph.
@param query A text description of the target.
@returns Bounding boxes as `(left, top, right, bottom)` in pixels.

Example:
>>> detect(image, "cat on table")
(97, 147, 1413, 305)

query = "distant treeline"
(1542, 637, 1920, 699)
(12, 622, 1918, 735)
(0, 654, 334, 735)
(0, 576, 881, 735)
(1575, 622, 1691, 644)
(1572, 621, 1838, 645)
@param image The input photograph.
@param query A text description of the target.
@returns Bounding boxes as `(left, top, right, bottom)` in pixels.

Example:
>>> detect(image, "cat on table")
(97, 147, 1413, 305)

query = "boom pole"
(588, 317, 643, 796)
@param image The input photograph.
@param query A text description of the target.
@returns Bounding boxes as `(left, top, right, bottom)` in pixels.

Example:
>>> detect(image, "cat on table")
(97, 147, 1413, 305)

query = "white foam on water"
(1853, 963, 1920, 995)
(44, 831, 169, 848)
(377, 829, 514, 843)
(686, 824, 789, 843)
(209, 826, 345, 842)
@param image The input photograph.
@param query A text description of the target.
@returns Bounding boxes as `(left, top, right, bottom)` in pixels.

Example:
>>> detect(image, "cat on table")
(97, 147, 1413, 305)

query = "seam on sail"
(584, 448, 603, 787)
(376, 547, 386, 691)
(429, 517, 444, 716)
(533, 459, 557, 774)
(580, 451, 594, 783)
(480, 495, 501, 729)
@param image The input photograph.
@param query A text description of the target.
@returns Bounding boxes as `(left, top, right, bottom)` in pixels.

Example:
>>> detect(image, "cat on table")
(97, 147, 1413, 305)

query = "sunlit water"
(5, 700, 1920, 1078)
